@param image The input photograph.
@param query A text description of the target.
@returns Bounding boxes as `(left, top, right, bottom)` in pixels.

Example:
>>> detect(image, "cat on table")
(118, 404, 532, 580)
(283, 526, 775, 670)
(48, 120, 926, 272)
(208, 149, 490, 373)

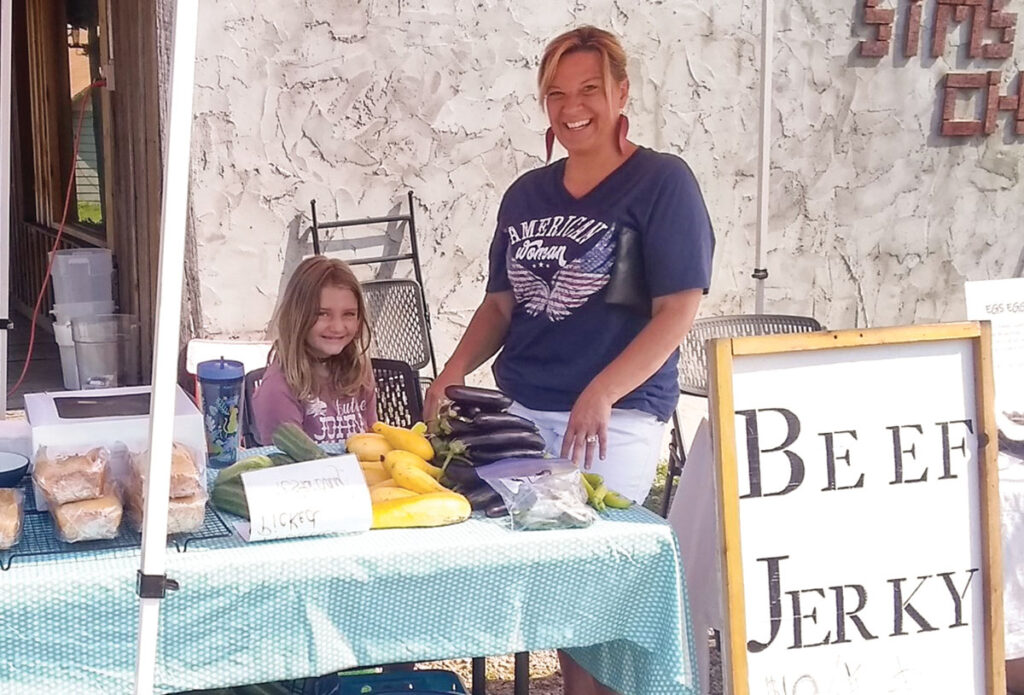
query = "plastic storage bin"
(307, 669, 467, 695)
(49, 248, 114, 306)
(51, 298, 115, 325)
(71, 314, 141, 389)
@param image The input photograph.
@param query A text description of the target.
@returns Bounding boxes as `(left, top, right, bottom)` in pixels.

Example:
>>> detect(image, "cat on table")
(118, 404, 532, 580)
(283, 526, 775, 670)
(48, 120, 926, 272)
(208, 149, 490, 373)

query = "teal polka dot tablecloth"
(0, 445, 698, 695)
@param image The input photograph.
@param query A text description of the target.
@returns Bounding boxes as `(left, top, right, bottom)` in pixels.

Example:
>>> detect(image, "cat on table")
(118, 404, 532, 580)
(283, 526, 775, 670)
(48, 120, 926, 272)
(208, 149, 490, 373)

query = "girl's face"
(306, 285, 360, 359)
(544, 50, 627, 158)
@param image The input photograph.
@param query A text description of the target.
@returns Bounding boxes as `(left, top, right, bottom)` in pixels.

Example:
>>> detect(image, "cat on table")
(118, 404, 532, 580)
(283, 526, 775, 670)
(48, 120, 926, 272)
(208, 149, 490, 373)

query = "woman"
(426, 27, 713, 689)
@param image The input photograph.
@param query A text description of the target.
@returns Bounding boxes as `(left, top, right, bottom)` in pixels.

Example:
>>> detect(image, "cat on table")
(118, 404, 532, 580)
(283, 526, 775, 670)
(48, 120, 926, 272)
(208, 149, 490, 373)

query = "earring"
(545, 127, 555, 164)
(617, 114, 630, 155)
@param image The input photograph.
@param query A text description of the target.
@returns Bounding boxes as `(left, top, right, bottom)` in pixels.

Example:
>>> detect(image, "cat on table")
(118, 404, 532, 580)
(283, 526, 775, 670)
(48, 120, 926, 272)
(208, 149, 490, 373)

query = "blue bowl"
(0, 452, 29, 487)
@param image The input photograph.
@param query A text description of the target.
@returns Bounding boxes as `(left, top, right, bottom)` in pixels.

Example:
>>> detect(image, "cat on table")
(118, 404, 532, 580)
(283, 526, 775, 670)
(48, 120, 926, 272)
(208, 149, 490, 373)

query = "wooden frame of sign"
(709, 322, 1003, 695)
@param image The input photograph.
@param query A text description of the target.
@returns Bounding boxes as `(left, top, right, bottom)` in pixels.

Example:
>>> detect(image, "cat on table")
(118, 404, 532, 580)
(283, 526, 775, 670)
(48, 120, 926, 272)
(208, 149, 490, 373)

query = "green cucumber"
(272, 423, 327, 462)
(214, 455, 275, 487)
(211, 478, 249, 519)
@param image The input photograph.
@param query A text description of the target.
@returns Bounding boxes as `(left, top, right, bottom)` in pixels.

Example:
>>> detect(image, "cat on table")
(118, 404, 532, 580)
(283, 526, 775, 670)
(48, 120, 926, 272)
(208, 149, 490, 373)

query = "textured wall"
(191, 0, 1024, 356)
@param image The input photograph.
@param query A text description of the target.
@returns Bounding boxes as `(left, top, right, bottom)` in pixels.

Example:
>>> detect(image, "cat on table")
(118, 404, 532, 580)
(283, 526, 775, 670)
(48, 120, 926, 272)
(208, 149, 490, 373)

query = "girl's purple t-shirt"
(252, 362, 377, 445)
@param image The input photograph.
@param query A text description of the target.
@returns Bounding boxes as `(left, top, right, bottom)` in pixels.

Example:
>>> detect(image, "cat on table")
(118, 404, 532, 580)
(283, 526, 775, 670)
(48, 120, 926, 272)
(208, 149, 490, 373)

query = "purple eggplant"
(445, 385, 513, 412)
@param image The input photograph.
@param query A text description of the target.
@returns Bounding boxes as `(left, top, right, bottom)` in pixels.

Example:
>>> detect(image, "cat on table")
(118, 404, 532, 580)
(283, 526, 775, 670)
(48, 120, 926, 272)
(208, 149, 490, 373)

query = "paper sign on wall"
(241, 454, 371, 542)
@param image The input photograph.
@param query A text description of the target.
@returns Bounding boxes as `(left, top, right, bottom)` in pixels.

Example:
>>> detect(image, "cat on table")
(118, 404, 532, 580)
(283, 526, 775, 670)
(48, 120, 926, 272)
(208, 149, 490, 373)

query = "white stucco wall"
(190, 0, 1024, 358)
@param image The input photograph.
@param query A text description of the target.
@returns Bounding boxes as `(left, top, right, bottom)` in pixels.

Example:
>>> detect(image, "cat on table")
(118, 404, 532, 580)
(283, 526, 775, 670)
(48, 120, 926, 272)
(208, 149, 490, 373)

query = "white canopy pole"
(753, 0, 773, 315)
(1, 0, 13, 417)
(133, 1, 199, 692)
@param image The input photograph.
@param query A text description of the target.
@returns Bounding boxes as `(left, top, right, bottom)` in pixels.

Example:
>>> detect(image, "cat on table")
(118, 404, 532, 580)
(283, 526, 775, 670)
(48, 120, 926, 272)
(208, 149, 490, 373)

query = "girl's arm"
(423, 290, 515, 417)
(561, 288, 703, 467)
(251, 370, 304, 446)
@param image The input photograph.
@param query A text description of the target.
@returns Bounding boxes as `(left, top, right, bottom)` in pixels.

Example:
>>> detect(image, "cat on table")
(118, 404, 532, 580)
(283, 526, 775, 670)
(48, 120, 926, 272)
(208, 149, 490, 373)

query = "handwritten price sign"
(242, 454, 372, 541)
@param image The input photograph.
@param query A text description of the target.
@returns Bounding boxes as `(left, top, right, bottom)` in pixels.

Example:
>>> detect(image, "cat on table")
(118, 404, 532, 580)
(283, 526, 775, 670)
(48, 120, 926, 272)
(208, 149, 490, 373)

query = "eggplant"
(468, 447, 547, 465)
(455, 429, 547, 453)
(442, 460, 483, 486)
(485, 500, 509, 518)
(445, 385, 513, 412)
(463, 482, 503, 510)
(468, 412, 539, 433)
(449, 404, 482, 420)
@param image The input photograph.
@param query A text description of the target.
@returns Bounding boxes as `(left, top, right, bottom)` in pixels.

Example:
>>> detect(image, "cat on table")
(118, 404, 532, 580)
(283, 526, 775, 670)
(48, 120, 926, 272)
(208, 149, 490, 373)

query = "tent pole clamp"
(136, 571, 180, 599)
(752, 268, 768, 280)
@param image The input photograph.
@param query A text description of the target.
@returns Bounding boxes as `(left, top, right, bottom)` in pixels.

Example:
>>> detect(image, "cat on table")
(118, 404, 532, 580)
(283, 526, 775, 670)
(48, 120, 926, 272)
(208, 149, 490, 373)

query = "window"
(22, 0, 108, 240)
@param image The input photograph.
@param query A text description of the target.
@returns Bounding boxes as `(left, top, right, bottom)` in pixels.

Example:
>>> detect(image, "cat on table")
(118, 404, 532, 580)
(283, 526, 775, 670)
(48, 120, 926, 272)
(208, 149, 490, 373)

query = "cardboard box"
(25, 385, 207, 511)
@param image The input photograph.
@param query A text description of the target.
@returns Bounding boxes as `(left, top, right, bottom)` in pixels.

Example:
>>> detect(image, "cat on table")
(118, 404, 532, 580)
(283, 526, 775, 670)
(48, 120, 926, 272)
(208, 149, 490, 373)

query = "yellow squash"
(346, 432, 393, 461)
(361, 467, 391, 487)
(382, 450, 443, 480)
(369, 486, 420, 504)
(391, 459, 448, 494)
(371, 421, 434, 461)
(371, 491, 471, 529)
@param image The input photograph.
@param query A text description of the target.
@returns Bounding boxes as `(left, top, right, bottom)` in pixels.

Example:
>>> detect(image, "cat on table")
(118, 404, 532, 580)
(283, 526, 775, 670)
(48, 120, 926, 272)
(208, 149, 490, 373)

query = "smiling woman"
(251, 256, 378, 446)
(422, 26, 716, 694)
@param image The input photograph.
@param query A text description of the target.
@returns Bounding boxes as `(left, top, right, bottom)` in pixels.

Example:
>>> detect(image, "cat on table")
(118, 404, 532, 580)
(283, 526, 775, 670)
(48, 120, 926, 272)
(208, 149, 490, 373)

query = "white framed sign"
(709, 323, 1003, 695)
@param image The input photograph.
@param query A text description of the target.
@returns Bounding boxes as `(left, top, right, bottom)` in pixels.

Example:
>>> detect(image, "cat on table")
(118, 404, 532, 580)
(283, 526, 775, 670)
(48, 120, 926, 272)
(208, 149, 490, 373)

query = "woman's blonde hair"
(537, 25, 629, 115)
(269, 256, 372, 401)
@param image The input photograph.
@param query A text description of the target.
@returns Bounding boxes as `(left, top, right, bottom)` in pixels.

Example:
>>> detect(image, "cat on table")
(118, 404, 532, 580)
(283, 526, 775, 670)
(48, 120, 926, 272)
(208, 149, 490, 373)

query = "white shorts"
(508, 402, 666, 504)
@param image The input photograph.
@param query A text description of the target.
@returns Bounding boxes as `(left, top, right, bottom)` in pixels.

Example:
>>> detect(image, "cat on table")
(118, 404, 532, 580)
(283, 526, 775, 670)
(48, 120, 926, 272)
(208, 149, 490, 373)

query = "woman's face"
(306, 285, 360, 359)
(544, 50, 627, 158)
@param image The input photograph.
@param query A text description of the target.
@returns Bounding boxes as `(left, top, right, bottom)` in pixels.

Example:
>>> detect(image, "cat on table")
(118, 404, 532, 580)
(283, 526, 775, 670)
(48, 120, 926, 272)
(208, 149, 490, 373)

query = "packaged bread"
(53, 488, 123, 543)
(33, 448, 109, 506)
(0, 488, 24, 549)
(129, 443, 203, 500)
(124, 488, 207, 535)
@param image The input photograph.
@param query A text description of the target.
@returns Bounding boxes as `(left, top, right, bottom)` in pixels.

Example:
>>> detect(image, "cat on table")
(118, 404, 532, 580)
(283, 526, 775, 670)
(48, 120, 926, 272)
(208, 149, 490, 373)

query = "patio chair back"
(371, 358, 424, 429)
(307, 191, 438, 377)
(661, 313, 824, 517)
(678, 313, 824, 397)
(363, 279, 432, 372)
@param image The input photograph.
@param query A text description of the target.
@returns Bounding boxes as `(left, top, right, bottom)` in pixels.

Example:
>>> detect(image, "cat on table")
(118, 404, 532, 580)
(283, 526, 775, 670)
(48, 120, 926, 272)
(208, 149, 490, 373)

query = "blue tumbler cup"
(197, 358, 245, 468)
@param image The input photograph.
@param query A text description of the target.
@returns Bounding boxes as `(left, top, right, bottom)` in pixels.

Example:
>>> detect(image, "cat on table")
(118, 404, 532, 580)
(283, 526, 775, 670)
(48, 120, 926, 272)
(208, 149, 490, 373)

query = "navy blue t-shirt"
(486, 146, 714, 421)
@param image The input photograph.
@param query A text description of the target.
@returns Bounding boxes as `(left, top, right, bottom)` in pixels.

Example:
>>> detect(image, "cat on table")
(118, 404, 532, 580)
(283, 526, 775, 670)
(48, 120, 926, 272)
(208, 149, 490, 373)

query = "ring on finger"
(585, 434, 599, 444)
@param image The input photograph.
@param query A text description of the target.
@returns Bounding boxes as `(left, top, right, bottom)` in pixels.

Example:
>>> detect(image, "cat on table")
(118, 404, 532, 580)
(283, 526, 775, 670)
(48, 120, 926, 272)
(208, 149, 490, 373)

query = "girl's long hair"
(268, 256, 372, 401)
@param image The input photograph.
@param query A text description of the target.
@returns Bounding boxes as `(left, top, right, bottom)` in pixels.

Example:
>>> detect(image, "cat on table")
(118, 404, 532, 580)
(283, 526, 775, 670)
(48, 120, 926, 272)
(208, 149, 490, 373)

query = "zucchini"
(272, 422, 327, 461)
(214, 454, 275, 487)
(444, 385, 513, 412)
(211, 478, 250, 519)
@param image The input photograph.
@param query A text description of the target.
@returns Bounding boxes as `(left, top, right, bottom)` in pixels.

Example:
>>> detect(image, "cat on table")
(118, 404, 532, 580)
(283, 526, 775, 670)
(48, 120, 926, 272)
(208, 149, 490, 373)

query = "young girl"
(252, 256, 377, 445)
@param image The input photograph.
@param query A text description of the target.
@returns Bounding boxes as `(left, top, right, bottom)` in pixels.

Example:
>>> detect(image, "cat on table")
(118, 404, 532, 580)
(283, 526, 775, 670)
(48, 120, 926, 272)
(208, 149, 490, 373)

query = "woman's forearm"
(588, 289, 703, 404)
(442, 291, 515, 377)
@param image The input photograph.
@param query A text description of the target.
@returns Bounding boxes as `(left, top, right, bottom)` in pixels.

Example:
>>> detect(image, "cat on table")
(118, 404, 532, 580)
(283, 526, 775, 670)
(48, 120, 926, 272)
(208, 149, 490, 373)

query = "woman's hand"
(560, 384, 614, 469)
(424, 367, 465, 421)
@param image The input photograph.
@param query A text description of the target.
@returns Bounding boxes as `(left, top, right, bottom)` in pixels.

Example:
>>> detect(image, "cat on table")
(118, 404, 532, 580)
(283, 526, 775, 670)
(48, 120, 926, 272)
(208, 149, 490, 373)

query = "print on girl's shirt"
(305, 396, 369, 443)
(505, 223, 616, 322)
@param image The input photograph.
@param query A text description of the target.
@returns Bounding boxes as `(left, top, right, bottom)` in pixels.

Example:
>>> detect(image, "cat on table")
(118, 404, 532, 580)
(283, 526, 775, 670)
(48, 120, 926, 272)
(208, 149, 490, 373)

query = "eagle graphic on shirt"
(506, 227, 616, 321)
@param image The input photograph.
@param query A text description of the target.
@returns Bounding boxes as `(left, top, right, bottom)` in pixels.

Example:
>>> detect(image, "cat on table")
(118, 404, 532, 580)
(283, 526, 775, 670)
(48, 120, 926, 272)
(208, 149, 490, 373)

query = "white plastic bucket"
(50, 248, 114, 306)
(52, 322, 80, 390)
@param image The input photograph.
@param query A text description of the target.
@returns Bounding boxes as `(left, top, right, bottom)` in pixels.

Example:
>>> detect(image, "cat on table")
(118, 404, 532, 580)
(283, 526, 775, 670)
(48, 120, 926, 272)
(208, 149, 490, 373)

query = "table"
(0, 461, 698, 695)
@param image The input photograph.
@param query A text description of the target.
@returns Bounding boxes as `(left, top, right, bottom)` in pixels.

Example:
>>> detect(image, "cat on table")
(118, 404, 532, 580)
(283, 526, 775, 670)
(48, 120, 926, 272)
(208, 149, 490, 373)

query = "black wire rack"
(0, 476, 234, 570)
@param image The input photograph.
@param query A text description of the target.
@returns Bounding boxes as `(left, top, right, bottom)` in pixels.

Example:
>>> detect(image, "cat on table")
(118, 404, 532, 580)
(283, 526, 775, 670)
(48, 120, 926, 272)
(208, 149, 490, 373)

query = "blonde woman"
(426, 25, 714, 502)
(252, 256, 377, 445)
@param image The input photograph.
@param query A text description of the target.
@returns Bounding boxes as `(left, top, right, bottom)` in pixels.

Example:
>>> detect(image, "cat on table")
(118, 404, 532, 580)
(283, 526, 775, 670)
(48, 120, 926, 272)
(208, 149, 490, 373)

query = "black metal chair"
(661, 314, 824, 517)
(242, 367, 267, 449)
(308, 191, 438, 378)
(371, 358, 423, 428)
